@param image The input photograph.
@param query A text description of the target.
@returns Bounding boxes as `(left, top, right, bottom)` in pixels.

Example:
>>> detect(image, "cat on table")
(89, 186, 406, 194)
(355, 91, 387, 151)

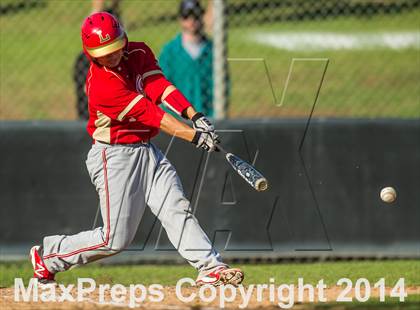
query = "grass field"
(1, 260, 420, 287)
(0, 1, 419, 119)
(1, 260, 419, 308)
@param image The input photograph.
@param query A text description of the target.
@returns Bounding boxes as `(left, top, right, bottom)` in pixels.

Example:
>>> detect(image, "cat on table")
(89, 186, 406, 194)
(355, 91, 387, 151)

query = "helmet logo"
(94, 29, 111, 43)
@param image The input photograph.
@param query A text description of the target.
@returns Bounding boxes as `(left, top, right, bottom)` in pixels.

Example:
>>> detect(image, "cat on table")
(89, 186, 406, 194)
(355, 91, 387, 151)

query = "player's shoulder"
(126, 41, 155, 56)
(89, 64, 120, 83)
(87, 64, 124, 99)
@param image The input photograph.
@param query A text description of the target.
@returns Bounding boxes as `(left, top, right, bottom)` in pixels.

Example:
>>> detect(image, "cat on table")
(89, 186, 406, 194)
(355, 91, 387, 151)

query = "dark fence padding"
(0, 119, 419, 260)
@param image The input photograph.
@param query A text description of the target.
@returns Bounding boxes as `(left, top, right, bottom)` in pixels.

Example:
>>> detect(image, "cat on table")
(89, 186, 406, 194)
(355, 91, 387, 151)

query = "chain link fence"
(0, 0, 419, 120)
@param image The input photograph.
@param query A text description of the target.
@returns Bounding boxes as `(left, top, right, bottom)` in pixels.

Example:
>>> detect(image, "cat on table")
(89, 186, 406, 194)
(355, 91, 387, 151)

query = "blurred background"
(0, 0, 419, 120)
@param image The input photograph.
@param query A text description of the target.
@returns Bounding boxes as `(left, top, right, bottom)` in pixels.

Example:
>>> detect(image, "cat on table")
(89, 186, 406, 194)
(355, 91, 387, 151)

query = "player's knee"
(104, 248, 121, 256)
(106, 233, 133, 253)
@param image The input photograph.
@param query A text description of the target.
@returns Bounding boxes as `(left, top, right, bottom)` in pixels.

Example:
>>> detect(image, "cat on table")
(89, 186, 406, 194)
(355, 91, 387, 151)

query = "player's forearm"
(160, 112, 196, 142)
(146, 77, 194, 117)
(152, 78, 197, 120)
(182, 106, 197, 120)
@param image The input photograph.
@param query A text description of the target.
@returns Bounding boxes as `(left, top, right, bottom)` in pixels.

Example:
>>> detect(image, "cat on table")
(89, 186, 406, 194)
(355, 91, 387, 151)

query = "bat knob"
(255, 178, 268, 191)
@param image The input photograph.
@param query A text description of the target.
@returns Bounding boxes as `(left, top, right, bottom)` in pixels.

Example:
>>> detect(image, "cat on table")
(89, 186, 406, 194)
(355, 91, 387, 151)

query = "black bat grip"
(215, 144, 228, 154)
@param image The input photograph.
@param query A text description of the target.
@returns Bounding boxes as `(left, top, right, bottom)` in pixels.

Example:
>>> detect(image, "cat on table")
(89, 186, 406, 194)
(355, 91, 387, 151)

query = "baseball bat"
(216, 145, 268, 192)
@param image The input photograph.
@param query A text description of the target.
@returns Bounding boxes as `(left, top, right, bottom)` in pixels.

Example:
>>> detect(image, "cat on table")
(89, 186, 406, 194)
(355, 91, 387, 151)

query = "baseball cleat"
(196, 266, 244, 287)
(29, 245, 55, 285)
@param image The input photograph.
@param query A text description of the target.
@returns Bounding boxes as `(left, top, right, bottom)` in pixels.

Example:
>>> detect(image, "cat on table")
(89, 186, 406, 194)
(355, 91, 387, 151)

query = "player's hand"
(191, 131, 220, 152)
(192, 112, 214, 132)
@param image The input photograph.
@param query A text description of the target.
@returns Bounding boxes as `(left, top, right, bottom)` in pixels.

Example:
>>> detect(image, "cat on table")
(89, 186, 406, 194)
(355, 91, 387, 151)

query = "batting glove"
(192, 131, 220, 152)
(192, 112, 214, 132)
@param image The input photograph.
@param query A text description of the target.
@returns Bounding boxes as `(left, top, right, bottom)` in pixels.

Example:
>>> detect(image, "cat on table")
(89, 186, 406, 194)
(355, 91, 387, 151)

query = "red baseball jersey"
(86, 42, 190, 144)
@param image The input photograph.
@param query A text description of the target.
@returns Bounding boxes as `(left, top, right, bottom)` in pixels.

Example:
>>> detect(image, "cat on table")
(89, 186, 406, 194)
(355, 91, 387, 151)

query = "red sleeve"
(162, 88, 192, 116)
(141, 43, 163, 79)
(140, 43, 167, 104)
(143, 74, 171, 105)
(141, 44, 192, 115)
(95, 76, 164, 129)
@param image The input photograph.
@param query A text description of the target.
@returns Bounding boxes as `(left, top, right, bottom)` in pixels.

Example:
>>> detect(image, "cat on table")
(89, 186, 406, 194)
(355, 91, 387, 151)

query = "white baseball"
(380, 187, 397, 203)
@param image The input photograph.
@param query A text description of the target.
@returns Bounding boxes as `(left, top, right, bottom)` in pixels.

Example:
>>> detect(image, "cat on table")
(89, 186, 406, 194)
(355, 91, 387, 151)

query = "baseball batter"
(30, 12, 244, 287)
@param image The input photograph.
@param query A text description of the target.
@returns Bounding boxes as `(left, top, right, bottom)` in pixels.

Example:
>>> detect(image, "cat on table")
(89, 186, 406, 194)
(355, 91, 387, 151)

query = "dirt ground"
(2, 285, 420, 309)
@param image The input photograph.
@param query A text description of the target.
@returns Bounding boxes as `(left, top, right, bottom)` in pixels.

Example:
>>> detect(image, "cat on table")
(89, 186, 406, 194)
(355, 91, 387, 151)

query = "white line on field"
(250, 31, 420, 51)
(279, 58, 329, 107)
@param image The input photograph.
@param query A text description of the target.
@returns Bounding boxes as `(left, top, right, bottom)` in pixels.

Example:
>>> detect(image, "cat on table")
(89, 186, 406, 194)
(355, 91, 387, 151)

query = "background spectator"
(159, 0, 220, 117)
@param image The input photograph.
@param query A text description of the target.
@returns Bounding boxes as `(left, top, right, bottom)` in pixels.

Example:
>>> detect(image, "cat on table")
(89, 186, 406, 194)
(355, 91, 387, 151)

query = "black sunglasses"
(180, 9, 203, 19)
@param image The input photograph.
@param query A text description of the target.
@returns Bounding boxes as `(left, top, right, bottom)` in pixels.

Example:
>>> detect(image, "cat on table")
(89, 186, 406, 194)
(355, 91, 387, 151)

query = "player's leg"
(146, 144, 244, 286)
(35, 144, 149, 277)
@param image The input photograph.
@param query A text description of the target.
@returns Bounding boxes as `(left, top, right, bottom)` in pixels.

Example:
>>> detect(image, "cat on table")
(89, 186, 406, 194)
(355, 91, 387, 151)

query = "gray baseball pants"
(42, 142, 225, 274)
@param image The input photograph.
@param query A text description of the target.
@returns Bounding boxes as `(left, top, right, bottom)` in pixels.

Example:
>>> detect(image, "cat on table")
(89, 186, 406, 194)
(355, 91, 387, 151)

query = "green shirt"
(159, 33, 214, 117)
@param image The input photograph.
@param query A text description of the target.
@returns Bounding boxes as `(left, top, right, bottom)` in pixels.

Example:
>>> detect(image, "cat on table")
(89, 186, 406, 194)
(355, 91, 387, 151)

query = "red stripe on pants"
(43, 149, 111, 260)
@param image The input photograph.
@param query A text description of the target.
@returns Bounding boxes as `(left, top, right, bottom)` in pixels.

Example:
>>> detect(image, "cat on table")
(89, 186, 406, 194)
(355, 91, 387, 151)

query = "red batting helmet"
(81, 12, 126, 58)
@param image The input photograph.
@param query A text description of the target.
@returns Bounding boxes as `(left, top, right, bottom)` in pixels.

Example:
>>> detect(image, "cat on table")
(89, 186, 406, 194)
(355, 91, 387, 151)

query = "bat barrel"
(224, 152, 269, 192)
(255, 178, 268, 192)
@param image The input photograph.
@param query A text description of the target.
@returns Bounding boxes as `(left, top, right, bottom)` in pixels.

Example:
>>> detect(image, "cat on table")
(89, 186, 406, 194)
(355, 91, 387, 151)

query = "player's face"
(180, 15, 203, 35)
(96, 49, 123, 68)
